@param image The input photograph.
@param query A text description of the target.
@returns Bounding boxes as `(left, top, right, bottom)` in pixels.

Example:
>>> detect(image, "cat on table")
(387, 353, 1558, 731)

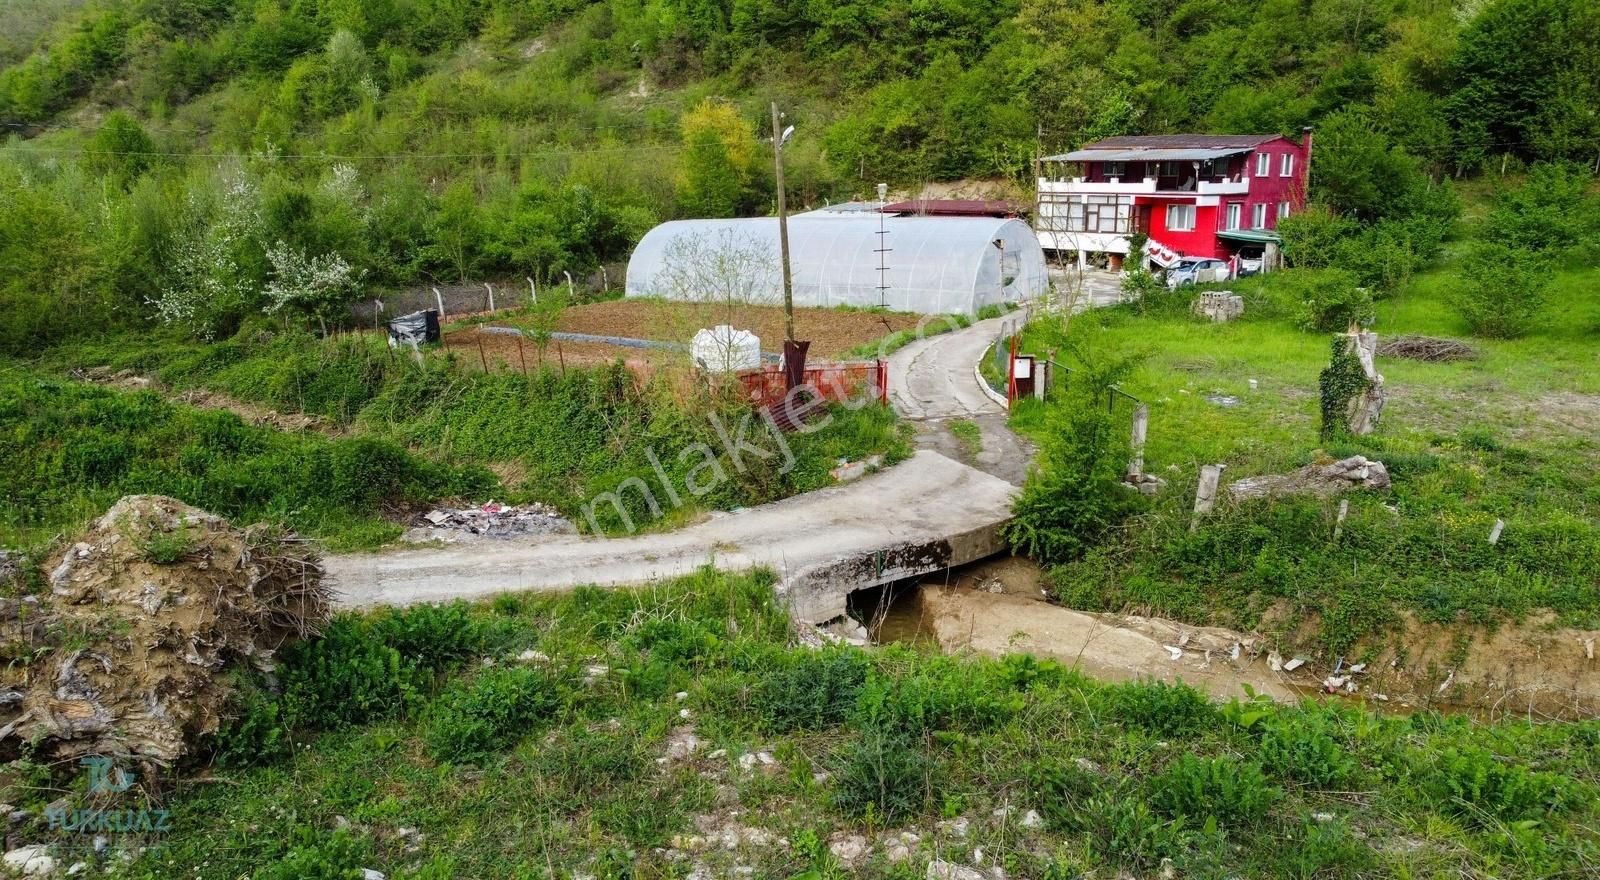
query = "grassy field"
(1006, 259, 1600, 652)
(16, 568, 1595, 880)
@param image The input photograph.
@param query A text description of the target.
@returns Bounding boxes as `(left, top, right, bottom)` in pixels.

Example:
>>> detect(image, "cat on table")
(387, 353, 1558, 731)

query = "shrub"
(830, 726, 934, 823)
(1258, 713, 1358, 789)
(423, 665, 562, 764)
(371, 601, 484, 673)
(850, 659, 1023, 735)
(1004, 350, 1144, 565)
(327, 436, 422, 509)
(1424, 746, 1573, 826)
(1275, 269, 1372, 332)
(1148, 754, 1280, 827)
(1104, 680, 1218, 737)
(1078, 793, 1192, 871)
(212, 675, 292, 768)
(1450, 242, 1551, 339)
(278, 615, 429, 730)
(257, 827, 371, 880)
(749, 648, 869, 732)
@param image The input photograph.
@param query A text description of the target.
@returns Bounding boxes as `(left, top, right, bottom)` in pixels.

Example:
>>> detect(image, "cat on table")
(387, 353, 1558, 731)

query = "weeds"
(67, 569, 1599, 879)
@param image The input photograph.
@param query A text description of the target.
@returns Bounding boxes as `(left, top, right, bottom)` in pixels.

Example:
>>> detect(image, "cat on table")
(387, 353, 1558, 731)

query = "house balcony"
(1037, 177, 1250, 198)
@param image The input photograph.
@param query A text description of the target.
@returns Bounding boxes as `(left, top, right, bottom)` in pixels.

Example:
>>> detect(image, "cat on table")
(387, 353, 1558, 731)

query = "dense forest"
(0, 0, 1596, 349)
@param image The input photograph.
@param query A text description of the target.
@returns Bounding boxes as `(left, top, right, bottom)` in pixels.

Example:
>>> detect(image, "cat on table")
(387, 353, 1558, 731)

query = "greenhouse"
(624, 212, 1050, 316)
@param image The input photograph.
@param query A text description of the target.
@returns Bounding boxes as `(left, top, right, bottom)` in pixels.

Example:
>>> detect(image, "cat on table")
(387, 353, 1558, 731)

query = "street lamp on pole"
(770, 102, 795, 344)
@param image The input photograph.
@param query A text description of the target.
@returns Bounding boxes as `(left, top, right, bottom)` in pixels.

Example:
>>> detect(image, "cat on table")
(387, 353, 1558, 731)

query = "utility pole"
(771, 101, 795, 343)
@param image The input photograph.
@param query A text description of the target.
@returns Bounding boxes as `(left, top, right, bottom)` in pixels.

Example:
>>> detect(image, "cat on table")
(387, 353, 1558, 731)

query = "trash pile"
(403, 500, 575, 543)
(0, 496, 332, 767)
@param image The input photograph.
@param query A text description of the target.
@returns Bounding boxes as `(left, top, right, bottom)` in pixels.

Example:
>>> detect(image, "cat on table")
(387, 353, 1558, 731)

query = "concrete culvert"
(0, 496, 332, 768)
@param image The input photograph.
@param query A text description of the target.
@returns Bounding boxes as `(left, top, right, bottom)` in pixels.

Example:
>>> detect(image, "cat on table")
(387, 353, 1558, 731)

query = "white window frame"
(1225, 203, 1242, 230)
(1277, 201, 1291, 220)
(1280, 153, 1294, 177)
(1255, 152, 1270, 176)
(1166, 204, 1196, 232)
(1251, 203, 1267, 229)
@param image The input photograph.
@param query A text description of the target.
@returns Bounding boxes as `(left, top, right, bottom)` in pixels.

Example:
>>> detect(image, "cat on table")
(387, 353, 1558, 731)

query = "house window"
(1255, 152, 1271, 176)
(1251, 204, 1267, 229)
(1102, 161, 1126, 179)
(1156, 161, 1179, 178)
(1226, 203, 1242, 230)
(1280, 154, 1294, 177)
(1063, 194, 1132, 233)
(1167, 204, 1196, 232)
(1277, 201, 1291, 220)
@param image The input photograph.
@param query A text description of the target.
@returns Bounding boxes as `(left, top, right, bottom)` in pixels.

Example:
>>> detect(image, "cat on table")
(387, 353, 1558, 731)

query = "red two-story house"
(1034, 130, 1312, 273)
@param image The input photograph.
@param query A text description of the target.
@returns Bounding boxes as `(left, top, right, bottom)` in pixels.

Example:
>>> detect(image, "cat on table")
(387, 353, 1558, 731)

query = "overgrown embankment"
(15, 323, 910, 547)
(7, 569, 1595, 878)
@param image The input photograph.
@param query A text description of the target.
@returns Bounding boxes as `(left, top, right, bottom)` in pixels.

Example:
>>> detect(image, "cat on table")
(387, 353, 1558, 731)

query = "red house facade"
(1034, 131, 1312, 272)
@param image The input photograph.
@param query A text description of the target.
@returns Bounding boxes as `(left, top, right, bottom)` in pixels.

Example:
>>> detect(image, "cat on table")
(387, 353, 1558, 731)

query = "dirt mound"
(0, 496, 331, 766)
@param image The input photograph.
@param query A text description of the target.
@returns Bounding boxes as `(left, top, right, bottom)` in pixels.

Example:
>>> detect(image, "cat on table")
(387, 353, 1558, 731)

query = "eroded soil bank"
(867, 556, 1600, 720)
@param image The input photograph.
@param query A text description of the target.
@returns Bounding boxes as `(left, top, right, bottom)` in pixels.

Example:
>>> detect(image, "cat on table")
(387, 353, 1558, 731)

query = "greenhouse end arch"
(624, 213, 1050, 316)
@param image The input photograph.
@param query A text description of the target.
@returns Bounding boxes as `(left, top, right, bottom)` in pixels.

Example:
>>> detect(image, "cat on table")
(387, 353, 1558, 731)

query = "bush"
(1004, 350, 1144, 565)
(1148, 754, 1280, 827)
(850, 659, 1023, 735)
(1104, 680, 1218, 737)
(372, 601, 485, 673)
(212, 675, 292, 768)
(1272, 269, 1373, 332)
(1258, 713, 1358, 789)
(1450, 242, 1551, 339)
(830, 726, 935, 823)
(257, 827, 372, 880)
(1424, 746, 1574, 826)
(749, 648, 869, 732)
(278, 614, 429, 730)
(423, 666, 562, 764)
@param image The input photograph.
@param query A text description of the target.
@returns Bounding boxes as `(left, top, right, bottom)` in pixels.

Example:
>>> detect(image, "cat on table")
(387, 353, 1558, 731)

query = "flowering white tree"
(151, 167, 264, 340)
(262, 242, 366, 332)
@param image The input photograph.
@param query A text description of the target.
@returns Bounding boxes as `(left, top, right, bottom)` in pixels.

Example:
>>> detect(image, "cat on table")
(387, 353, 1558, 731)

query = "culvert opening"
(841, 555, 1047, 646)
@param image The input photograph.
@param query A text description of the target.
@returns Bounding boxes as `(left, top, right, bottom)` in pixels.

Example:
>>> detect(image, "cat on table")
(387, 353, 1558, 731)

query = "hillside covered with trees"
(1, 0, 1597, 350)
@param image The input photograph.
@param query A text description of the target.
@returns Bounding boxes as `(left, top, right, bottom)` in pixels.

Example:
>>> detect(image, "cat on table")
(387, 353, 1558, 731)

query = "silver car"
(1165, 257, 1229, 288)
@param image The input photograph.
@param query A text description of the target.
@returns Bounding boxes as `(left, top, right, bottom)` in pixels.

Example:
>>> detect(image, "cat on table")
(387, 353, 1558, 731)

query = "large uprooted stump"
(0, 496, 331, 769)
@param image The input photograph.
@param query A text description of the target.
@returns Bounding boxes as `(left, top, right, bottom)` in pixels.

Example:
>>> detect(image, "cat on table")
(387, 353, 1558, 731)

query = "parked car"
(1165, 257, 1229, 288)
(1235, 249, 1265, 277)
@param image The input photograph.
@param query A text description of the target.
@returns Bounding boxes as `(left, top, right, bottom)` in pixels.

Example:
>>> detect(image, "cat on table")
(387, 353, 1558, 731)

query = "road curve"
(329, 318, 1023, 608)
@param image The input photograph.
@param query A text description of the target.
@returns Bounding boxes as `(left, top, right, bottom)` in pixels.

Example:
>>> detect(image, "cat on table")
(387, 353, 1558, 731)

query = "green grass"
(19, 323, 911, 542)
(1010, 264, 1600, 649)
(24, 568, 1598, 879)
(0, 368, 490, 551)
(842, 312, 971, 359)
(947, 418, 982, 459)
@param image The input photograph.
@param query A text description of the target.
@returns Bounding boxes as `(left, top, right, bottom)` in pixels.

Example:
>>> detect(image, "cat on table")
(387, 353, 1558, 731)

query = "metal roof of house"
(880, 199, 1024, 217)
(1044, 146, 1251, 162)
(1216, 229, 1282, 244)
(1043, 134, 1281, 163)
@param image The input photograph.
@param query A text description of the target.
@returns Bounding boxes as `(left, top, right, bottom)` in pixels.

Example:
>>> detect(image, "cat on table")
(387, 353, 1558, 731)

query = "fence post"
(486, 282, 495, 313)
(1128, 403, 1149, 478)
(433, 287, 446, 319)
(1191, 464, 1225, 531)
(527, 277, 537, 304)
(564, 271, 576, 301)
